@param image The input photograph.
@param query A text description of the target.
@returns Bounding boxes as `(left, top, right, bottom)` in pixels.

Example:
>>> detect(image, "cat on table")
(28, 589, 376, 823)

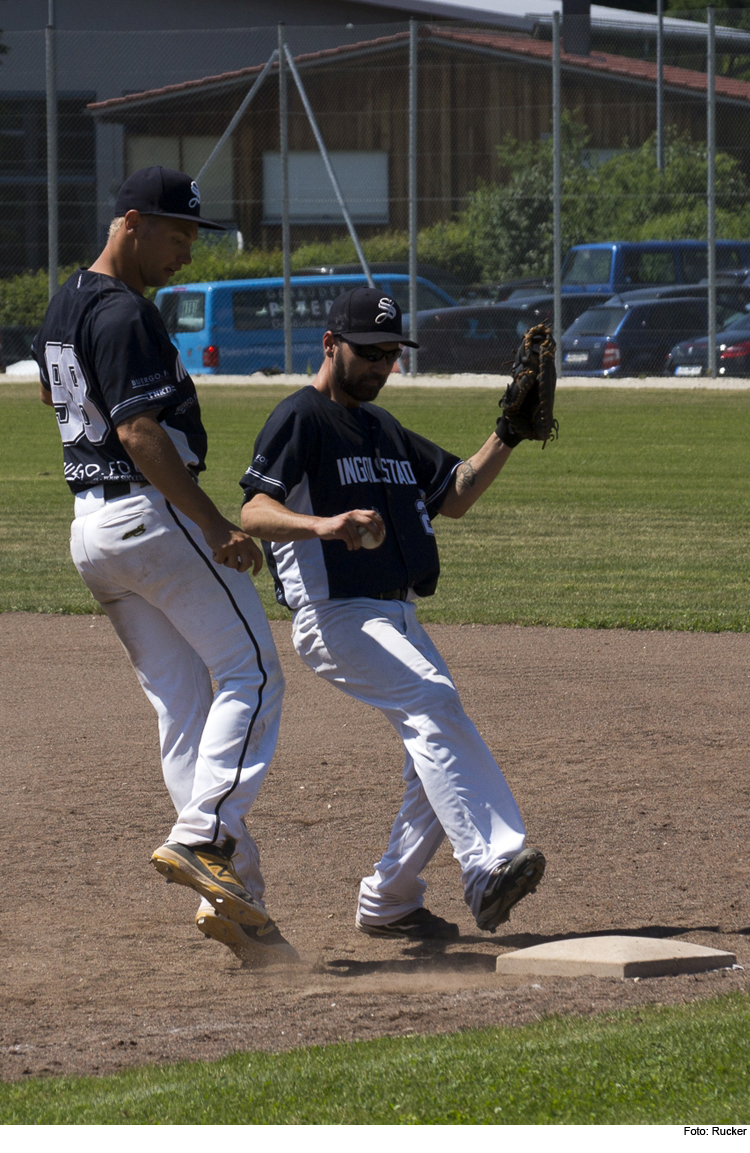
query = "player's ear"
(124, 209, 142, 235)
(323, 331, 337, 357)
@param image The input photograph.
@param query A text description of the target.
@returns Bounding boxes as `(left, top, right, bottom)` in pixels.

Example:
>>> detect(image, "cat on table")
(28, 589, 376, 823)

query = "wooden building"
(89, 24, 750, 248)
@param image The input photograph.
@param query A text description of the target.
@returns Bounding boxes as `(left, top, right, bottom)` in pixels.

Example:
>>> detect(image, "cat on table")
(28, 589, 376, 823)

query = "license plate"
(565, 352, 589, 365)
(675, 365, 703, 376)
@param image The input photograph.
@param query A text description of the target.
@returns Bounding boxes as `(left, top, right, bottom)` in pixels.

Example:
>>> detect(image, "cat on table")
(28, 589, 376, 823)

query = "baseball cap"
(114, 166, 226, 230)
(327, 286, 419, 347)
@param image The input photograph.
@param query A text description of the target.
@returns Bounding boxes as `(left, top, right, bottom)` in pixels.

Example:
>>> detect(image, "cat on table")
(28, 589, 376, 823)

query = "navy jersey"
(33, 269, 206, 494)
(240, 385, 461, 609)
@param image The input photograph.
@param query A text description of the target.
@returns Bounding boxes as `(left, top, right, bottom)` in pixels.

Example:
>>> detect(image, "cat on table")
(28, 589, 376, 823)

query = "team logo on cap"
(376, 297, 397, 324)
(189, 181, 201, 208)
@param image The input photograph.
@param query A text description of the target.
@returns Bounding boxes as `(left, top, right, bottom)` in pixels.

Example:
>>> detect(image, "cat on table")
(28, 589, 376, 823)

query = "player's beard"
(332, 346, 388, 404)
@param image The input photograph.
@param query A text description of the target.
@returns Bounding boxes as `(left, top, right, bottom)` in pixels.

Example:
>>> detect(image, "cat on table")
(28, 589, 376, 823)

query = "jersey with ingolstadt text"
(240, 385, 461, 610)
(32, 268, 206, 494)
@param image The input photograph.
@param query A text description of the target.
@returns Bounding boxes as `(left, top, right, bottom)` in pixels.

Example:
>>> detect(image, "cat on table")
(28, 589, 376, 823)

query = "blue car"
(561, 298, 709, 377)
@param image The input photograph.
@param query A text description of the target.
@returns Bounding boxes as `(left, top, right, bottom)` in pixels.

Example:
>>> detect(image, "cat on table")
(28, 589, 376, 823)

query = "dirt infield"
(1, 612, 749, 1082)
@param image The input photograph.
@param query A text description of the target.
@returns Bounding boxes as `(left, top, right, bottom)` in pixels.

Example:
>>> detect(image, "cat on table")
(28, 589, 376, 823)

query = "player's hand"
(203, 519, 264, 574)
(316, 509, 386, 551)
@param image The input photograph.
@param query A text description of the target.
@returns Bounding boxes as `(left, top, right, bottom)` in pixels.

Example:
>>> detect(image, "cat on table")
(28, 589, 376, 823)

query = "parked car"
(399, 293, 608, 374)
(713, 268, 750, 286)
(457, 276, 548, 305)
(155, 273, 455, 375)
(665, 309, 750, 377)
(606, 283, 750, 328)
(0, 325, 37, 371)
(561, 240, 750, 296)
(561, 298, 709, 377)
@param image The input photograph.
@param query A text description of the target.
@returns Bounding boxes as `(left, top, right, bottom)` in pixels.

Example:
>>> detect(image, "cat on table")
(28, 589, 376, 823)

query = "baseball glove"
(496, 323, 558, 449)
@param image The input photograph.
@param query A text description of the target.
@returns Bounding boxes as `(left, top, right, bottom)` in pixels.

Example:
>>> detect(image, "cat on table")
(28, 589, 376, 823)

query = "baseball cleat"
(477, 847, 546, 932)
(196, 908, 300, 966)
(356, 907, 460, 942)
(151, 839, 268, 927)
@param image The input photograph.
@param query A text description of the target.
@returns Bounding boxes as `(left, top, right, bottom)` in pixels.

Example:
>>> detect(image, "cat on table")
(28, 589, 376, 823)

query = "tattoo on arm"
(455, 460, 477, 494)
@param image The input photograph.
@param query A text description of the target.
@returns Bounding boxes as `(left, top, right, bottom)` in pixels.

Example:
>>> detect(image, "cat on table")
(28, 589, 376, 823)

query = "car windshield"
(566, 307, 627, 336)
(722, 310, 750, 332)
(562, 248, 612, 286)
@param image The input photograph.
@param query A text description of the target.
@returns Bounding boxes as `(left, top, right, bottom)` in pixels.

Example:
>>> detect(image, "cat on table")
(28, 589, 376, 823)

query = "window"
(233, 284, 337, 331)
(0, 96, 96, 276)
(158, 291, 206, 334)
(562, 248, 613, 286)
(568, 308, 627, 336)
(622, 250, 677, 286)
(262, 152, 388, 224)
(724, 310, 750, 332)
(682, 246, 745, 283)
(125, 135, 234, 223)
(385, 281, 447, 313)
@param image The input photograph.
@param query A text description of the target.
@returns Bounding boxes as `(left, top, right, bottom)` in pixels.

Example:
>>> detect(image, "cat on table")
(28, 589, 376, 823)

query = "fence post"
(408, 19, 418, 375)
(279, 25, 293, 375)
(656, 0, 664, 170)
(45, 0, 58, 301)
(707, 7, 716, 379)
(552, 11, 562, 377)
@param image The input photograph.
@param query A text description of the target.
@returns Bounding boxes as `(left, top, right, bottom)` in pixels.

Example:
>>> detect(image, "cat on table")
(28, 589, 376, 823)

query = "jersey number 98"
(44, 343, 109, 447)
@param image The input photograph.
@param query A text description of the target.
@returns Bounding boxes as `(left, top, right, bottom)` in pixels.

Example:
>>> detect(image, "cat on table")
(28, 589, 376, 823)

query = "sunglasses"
(336, 337, 402, 365)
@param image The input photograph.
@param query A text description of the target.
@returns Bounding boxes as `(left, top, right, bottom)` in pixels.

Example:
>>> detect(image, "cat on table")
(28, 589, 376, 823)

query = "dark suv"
(561, 298, 709, 377)
(400, 293, 610, 375)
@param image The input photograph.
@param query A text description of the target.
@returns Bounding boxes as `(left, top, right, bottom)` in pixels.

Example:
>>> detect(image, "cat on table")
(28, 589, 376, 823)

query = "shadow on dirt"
(324, 951, 498, 977)
(320, 924, 742, 979)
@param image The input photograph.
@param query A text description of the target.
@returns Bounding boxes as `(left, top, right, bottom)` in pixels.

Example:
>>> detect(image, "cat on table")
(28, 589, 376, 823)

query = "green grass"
(1, 994, 749, 1124)
(3, 382, 750, 629)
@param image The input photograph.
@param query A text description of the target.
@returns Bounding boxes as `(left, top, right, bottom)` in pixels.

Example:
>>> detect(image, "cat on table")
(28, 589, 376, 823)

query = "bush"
(0, 266, 77, 328)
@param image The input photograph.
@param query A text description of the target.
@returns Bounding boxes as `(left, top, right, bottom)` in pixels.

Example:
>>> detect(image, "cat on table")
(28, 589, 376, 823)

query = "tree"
(462, 118, 750, 284)
(463, 115, 592, 283)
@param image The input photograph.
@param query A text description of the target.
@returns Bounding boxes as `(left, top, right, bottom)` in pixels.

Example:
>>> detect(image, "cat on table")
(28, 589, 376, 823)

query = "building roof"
(88, 23, 750, 118)
(328, 0, 750, 48)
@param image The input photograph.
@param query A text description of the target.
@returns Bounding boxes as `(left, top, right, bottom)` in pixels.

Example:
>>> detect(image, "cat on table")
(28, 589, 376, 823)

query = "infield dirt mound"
(1, 614, 749, 1081)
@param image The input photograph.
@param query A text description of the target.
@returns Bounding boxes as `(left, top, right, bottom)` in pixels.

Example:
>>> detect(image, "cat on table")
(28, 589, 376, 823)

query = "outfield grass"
(3, 382, 749, 629)
(1, 994, 748, 1124)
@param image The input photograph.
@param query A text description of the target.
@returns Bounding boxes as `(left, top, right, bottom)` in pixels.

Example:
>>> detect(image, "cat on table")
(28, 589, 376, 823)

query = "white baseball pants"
(292, 597, 526, 924)
(70, 485, 284, 902)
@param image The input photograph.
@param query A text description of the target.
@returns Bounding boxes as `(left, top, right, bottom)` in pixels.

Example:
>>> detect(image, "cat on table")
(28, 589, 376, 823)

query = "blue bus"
(155, 273, 456, 375)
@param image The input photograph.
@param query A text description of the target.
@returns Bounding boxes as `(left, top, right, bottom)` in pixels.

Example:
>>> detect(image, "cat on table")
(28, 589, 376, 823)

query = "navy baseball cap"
(327, 286, 419, 347)
(114, 166, 226, 230)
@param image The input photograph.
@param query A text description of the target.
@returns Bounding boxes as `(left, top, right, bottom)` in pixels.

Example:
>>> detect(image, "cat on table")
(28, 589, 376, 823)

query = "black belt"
(375, 587, 410, 601)
(102, 467, 198, 500)
(102, 481, 136, 500)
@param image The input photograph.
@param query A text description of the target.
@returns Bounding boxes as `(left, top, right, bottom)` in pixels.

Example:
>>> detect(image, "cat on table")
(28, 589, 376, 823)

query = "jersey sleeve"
(239, 400, 313, 505)
(87, 295, 181, 426)
(401, 426, 461, 517)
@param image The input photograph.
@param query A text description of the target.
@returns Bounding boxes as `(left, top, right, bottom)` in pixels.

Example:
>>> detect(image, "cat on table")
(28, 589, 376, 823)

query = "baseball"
(358, 523, 385, 550)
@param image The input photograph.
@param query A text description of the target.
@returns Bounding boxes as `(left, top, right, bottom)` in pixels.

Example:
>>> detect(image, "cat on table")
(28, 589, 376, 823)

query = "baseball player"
(33, 166, 296, 966)
(239, 286, 545, 941)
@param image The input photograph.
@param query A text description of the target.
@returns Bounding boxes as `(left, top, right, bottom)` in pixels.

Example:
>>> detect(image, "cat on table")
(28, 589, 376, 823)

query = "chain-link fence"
(2, 11, 749, 377)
